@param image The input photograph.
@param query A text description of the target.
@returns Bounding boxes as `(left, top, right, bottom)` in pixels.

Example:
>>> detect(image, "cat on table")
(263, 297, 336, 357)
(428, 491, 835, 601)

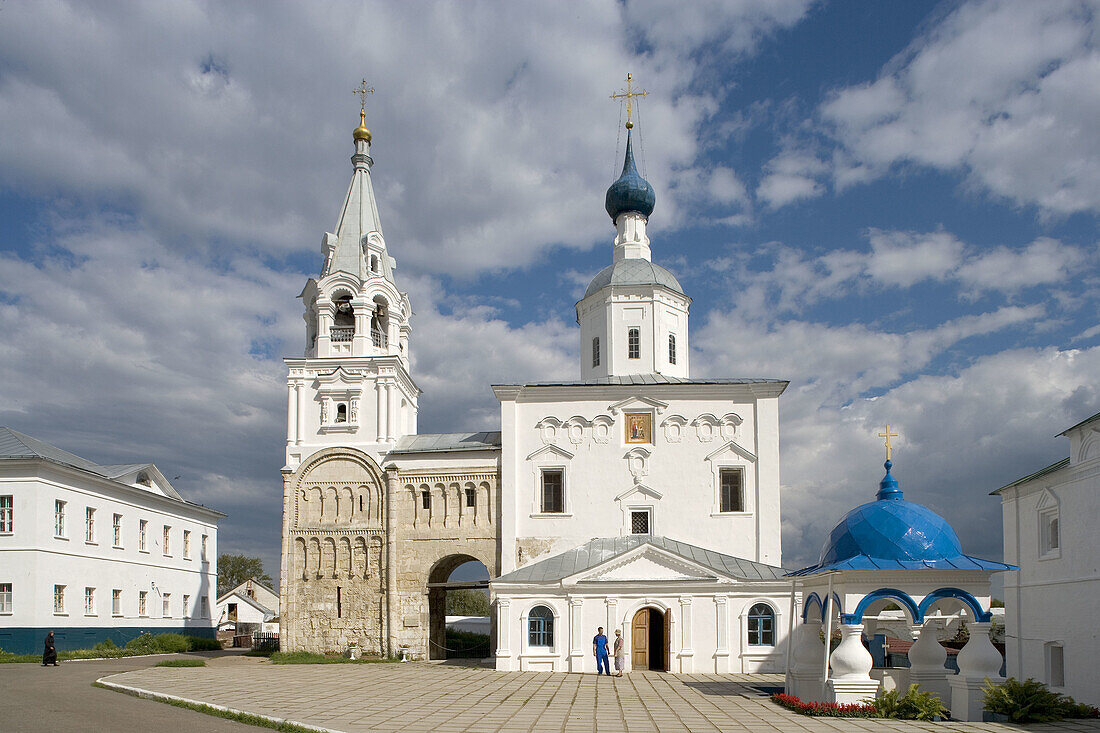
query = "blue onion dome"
(584, 259, 684, 298)
(605, 130, 655, 221)
(817, 460, 965, 566)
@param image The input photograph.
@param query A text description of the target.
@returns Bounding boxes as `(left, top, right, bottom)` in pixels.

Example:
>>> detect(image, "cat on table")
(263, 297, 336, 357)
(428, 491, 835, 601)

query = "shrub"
(869, 684, 948, 720)
(93, 638, 118, 651)
(983, 677, 1099, 723)
(155, 659, 206, 667)
(771, 693, 877, 718)
(186, 636, 222, 651)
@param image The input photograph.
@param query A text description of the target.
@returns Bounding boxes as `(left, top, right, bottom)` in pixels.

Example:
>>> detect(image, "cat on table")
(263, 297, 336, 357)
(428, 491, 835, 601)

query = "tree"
(217, 553, 273, 596)
(446, 589, 490, 616)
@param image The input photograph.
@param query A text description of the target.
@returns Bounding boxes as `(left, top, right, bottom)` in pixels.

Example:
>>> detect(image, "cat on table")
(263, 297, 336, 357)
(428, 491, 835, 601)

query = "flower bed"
(771, 693, 878, 718)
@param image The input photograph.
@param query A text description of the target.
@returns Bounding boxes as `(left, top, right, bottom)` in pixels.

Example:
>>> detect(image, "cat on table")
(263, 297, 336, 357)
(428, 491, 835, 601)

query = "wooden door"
(632, 609, 648, 668)
(663, 608, 672, 672)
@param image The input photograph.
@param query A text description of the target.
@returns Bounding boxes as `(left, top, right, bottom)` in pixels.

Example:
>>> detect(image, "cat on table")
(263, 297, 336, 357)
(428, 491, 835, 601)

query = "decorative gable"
(705, 440, 758, 463)
(608, 395, 668, 415)
(615, 483, 663, 502)
(526, 444, 575, 462)
(571, 545, 721, 584)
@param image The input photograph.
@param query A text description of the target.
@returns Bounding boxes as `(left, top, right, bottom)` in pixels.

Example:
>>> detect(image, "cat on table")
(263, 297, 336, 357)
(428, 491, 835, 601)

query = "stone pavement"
(100, 656, 1100, 733)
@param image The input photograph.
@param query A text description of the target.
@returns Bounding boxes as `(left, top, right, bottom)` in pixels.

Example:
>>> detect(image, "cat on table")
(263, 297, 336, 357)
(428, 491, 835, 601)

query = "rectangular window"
(113, 514, 122, 547)
(200, 596, 210, 618)
(183, 594, 191, 618)
(85, 507, 96, 543)
(84, 587, 95, 615)
(183, 530, 191, 559)
(228, 602, 238, 621)
(630, 509, 651, 535)
(0, 495, 12, 533)
(201, 534, 208, 560)
(138, 590, 148, 617)
(1048, 643, 1065, 687)
(139, 520, 148, 551)
(163, 593, 171, 618)
(1040, 509, 1060, 557)
(0, 583, 11, 613)
(592, 337, 600, 367)
(668, 334, 676, 364)
(465, 488, 476, 508)
(720, 468, 744, 513)
(627, 328, 640, 359)
(421, 491, 431, 510)
(112, 589, 122, 616)
(55, 500, 66, 537)
(163, 525, 171, 556)
(541, 469, 564, 513)
(54, 584, 65, 614)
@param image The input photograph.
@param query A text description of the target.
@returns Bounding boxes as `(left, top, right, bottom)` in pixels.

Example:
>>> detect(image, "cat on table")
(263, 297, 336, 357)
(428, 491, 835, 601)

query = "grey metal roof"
(584, 259, 684, 298)
(98, 463, 153, 479)
(991, 457, 1070, 495)
(390, 431, 502, 455)
(492, 535, 789, 584)
(497, 376, 788, 387)
(0, 427, 105, 475)
(1059, 409, 1100, 437)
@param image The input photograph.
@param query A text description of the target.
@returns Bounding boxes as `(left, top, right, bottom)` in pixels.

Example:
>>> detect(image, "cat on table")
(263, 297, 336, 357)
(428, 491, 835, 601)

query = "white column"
(386, 381, 396, 442)
(294, 384, 304, 446)
(494, 598, 512, 670)
(714, 595, 729, 673)
(826, 624, 879, 704)
(908, 620, 951, 707)
(678, 596, 694, 673)
(790, 621, 826, 701)
(568, 596, 584, 672)
(286, 382, 297, 445)
(949, 622, 1004, 721)
(376, 379, 386, 442)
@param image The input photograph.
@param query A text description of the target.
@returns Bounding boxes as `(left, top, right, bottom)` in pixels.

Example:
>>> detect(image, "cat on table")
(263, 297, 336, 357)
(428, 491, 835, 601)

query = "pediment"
(615, 483, 663, 501)
(704, 440, 757, 463)
(608, 396, 668, 415)
(1036, 488, 1059, 511)
(315, 367, 365, 390)
(573, 546, 720, 583)
(526, 444, 574, 462)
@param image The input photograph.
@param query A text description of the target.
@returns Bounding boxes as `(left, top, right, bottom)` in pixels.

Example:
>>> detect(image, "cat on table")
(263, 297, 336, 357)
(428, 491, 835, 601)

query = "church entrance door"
(631, 607, 668, 671)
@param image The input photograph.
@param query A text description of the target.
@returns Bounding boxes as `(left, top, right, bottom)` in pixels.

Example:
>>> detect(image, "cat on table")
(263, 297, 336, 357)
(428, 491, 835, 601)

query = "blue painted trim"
(917, 587, 991, 623)
(801, 591, 842, 622)
(0, 625, 216, 655)
(848, 588, 922, 625)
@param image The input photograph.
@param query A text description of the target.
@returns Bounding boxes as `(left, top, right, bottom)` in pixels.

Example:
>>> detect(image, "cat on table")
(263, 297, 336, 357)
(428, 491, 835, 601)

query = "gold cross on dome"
(611, 73, 648, 129)
(878, 424, 899, 461)
(353, 79, 374, 115)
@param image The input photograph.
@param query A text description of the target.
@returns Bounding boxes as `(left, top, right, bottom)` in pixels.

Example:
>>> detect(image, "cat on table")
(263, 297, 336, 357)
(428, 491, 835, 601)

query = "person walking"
(592, 626, 610, 675)
(613, 628, 625, 676)
(42, 631, 58, 666)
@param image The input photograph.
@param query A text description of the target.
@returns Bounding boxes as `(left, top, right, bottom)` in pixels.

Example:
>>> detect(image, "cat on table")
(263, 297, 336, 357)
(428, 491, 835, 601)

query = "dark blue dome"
(605, 131, 655, 221)
(818, 461, 964, 566)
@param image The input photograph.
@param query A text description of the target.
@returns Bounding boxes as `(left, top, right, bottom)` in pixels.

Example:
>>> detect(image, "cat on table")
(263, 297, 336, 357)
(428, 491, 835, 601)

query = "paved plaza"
(98, 655, 1100, 733)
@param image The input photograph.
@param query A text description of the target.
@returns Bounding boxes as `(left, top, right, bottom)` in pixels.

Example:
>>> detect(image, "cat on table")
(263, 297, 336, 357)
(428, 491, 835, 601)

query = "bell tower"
(284, 87, 419, 470)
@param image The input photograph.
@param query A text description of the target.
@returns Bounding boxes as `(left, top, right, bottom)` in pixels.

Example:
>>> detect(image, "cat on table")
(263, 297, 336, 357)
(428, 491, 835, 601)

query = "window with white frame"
(200, 596, 209, 618)
(139, 519, 148, 551)
(163, 525, 171, 556)
(183, 594, 191, 618)
(162, 593, 171, 618)
(138, 591, 148, 617)
(112, 589, 122, 616)
(84, 587, 95, 615)
(1040, 506, 1060, 558)
(54, 500, 66, 537)
(668, 334, 676, 364)
(719, 468, 744, 513)
(113, 513, 122, 547)
(183, 529, 191, 559)
(0, 495, 12, 533)
(630, 509, 651, 535)
(85, 507, 96, 543)
(528, 605, 554, 648)
(53, 584, 65, 614)
(747, 603, 775, 646)
(0, 583, 11, 613)
(592, 337, 600, 367)
(1047, 642, 1065, 687)
(627, 328, 640, 359)
(541, 469, 564, 513)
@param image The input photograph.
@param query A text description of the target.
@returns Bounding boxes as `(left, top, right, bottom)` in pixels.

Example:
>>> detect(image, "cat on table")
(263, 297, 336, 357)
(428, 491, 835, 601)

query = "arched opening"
(332, 294, 354, 342)
(371, 296, 389, 348)
(631, 606, 669, 671)
(427, 555, 490, 660)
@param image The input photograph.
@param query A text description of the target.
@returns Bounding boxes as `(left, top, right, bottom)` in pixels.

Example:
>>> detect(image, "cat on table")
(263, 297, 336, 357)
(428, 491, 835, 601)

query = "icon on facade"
(625, 413, 652, 444)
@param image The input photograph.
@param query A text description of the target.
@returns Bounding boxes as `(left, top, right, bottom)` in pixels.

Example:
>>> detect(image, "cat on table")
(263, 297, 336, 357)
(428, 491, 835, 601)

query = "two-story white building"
(0, 427, 222, 654)
(994, 410, 1100, 704)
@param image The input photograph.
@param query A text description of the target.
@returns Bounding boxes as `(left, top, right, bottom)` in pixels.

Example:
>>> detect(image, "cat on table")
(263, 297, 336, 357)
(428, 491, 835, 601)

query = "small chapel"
(278, 80, 794, 673)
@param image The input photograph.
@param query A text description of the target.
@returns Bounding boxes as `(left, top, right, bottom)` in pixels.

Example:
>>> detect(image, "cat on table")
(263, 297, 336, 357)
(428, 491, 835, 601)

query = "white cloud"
(756, 149, 828, 208)
(821, 0, 1100, 215)
(864, 229, 965, 287)
(956, 236, 1091, 292)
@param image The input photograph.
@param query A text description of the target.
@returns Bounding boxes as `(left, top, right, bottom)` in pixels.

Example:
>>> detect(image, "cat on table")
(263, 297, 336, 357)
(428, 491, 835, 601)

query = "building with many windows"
(994, 410, 1100, 704)
(0, 427, 222, 653)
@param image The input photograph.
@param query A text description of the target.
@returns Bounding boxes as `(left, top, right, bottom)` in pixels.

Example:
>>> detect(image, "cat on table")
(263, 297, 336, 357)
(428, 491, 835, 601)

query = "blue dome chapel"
(604, 130, 655, 221)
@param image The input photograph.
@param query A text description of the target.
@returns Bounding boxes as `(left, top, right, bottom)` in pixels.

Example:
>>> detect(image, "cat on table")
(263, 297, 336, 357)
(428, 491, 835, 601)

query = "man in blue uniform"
(593, 626, 610, 675)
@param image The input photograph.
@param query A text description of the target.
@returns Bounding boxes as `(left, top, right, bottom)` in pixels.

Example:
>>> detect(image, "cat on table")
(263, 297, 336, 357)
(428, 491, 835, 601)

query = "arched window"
(335, 403, 347, 423)
(332, 294, 354, 342)
(528, 605, 554, 647)
(370, 255, 379, 273)
(371, 298, 389, 348)
(747, 603, 775, 646)
(668, 334, 676, 365)
(592, 337, 600, 367)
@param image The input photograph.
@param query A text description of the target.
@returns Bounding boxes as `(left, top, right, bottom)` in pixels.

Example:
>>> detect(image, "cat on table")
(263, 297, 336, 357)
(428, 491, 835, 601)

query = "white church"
(280, 92, 792, 673)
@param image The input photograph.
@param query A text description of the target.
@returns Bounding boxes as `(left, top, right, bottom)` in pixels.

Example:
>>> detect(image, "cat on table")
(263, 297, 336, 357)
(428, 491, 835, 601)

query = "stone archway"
(426, 554, 490, 660)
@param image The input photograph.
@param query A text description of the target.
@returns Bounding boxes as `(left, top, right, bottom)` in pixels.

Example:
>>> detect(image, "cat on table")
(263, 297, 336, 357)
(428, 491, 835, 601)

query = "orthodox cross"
(611, 73, 648, 129)
(878, 424, 899, 461)
(353, 79, 374, 116)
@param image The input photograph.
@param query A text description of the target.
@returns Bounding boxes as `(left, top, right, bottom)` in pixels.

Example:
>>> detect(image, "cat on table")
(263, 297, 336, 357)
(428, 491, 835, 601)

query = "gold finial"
(611, 73, 648, 130)
(878, 424, 899, 461)
(353, 79, 374, 142)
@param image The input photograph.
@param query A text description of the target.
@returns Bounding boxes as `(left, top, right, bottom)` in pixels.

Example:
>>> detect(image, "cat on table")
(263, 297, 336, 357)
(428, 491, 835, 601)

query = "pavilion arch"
(290, 446, 385, 529)
(917, 587, 991, 623)
(801, 592, 843, 623)
(845, 588, 921, 625)
(426, 553, 493, 660)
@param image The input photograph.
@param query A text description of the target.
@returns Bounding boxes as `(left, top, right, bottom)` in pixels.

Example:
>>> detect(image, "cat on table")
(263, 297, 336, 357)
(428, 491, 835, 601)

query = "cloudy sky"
(1, 0, 1097, 586)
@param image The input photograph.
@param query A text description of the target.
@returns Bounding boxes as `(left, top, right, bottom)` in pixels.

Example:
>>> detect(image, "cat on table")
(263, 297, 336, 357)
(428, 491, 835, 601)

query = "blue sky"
(1, 0, 1097, 585)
